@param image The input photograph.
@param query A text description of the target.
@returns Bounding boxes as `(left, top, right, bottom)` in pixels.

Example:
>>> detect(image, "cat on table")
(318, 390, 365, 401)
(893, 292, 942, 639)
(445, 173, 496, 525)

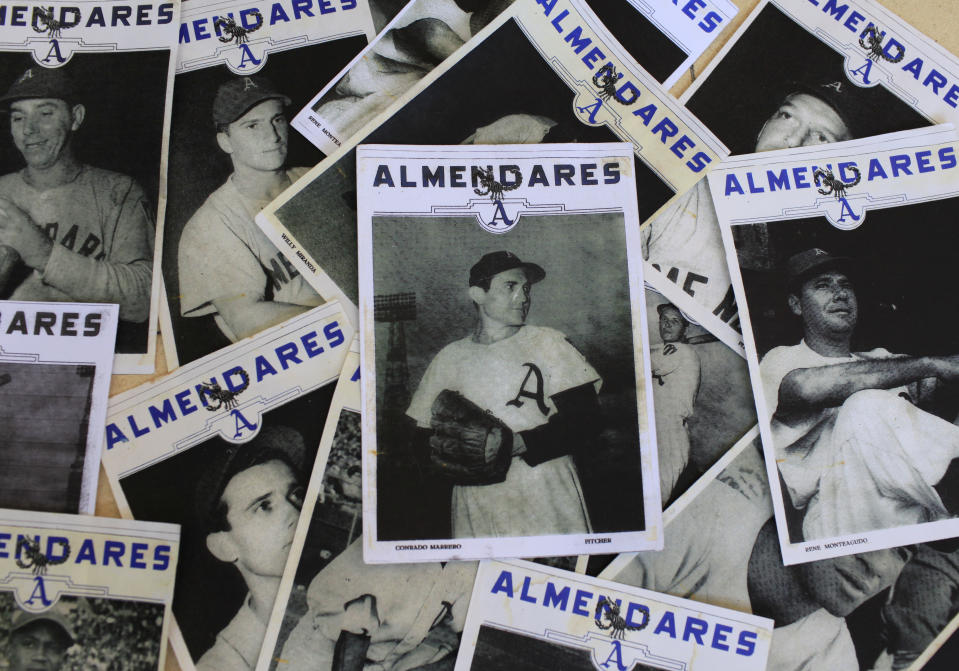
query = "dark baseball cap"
(469, 251, 545, 287)
(785, 248, 855, 290)
(195, 425, 306, 532)
(0, 66, 78, 107)
(656, 303, 687, 319)
(11, 603, 77, 644)
(212, 75, 291, 126)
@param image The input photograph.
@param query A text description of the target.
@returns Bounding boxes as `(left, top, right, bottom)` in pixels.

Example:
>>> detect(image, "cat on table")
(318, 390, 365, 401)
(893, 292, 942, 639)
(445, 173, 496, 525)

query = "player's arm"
(775, 355, 959, 425)
(212, 296, 312, 341)
(519, 382, 602, 467)
(0, 181, 155, 323)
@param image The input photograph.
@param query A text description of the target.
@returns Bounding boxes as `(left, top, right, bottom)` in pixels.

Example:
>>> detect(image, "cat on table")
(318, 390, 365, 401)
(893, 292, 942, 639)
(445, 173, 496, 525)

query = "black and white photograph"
(644, 286, 755, 507)
(455, 558, 773, 671)
(0, 47, 173, 372)
(161, 0, 372, 368)
(707, 126, 959, 565)
(0, 301, 117, 514)
(355, 144, 658, 562)
(258, 347, 478, 670)
(0, 595, 166, 671)
(118, 391, 333, 670)
(603, 432, 959, 671)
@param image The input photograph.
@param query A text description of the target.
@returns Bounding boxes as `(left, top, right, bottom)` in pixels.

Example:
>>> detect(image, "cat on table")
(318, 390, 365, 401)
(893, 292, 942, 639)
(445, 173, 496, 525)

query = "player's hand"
(663, 343, 677, 355)
(0, 198, 53, 270)
(932, 355, 959, 383)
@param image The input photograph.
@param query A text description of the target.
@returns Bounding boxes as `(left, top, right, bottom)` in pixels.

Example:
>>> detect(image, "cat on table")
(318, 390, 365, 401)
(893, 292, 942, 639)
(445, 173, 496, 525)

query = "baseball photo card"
(292, 0, 738, 154)
(706, 124, 959, 565)
(641, 0, 959, 351)
(0, 508, 180, 671)
(255, 0, 727, 320)
(0, 0, 181, 373)
(159, 0, 375, 369)
(255, 339, 479, 671)
(102, 302, 353, 671)
(356, 143, 661, 563)
(0, 301, 117, 515)
(455, 557, 773, 671)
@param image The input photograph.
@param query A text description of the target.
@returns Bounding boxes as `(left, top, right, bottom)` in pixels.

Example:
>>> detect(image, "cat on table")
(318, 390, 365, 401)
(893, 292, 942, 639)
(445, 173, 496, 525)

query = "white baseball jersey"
(407, 325, 601, 538)
(650, 342, 701, 504)
(196, 594, 260, 671)
(644, 179, 736, 322)
(178, 167, 322, 342)
(0, 165, 154, 323)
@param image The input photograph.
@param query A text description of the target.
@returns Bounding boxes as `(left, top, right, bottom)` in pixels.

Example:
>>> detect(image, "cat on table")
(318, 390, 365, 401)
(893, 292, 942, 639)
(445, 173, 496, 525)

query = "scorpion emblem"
(214, 11, 264, 45)
(859, 25, 904, 63)
(814, 166, 861, 200)
(593, 64, 625, 103)
(200, 368, 250, 412)
(473, 167, 522, 202)
(16, 537, 70, 576)
(33, 7, 65, 39)
(594, 596, 648, 640)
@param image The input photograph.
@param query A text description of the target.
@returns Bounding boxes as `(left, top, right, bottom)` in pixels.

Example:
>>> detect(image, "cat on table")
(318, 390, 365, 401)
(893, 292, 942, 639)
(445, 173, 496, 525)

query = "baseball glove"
(429, 389, 513, 485)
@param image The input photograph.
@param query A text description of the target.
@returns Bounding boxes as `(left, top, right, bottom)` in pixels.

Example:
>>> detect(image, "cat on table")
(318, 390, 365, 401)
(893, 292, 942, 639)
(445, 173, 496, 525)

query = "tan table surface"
(95, 1, 959, 668)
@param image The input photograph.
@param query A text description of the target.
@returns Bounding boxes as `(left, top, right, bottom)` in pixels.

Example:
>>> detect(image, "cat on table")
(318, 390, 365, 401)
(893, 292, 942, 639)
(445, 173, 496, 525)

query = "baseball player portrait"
(650, 302, 701, 505)
(0, 64, 155, 352)
(192, 425, 307, 671)
(404, 250, 602, 539)
(757, 248, 959, 541)
(177, 75, 322, 349)
(4, 604, 76, 671)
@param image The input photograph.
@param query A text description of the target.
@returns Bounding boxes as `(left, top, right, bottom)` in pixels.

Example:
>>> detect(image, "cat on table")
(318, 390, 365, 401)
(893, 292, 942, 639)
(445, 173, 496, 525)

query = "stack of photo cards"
(159, 0, 376, 369)
(0, 0, 181, 373)
(458, 557, 773, 671)
(101, 302, 353, 670)
(709, 123, 959, 564)
(0, 507, 180, 671)
(0, 301, 117, 515)
(355, 142, 660, 562)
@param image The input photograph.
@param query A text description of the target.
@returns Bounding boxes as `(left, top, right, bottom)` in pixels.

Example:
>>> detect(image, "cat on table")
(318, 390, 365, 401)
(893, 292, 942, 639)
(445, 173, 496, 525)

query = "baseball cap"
(469, 251, 545, 287)
(785, 248, 855, 290)
(0, 66, 78, 108)
(212, 76, 291, 126)
(195, 425, 306, 532)
(656, 303, 687, 320)
(11, 602, 77, 645)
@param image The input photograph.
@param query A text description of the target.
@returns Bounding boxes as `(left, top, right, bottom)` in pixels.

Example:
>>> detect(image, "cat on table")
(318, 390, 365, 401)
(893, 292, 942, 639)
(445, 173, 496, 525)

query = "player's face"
(219, 459, 303, 577)
(658, 306, 687, 343)
(9, 98, 81, 170)
(755, 94, 851, 152)
(791, 270, 858, 337)
(797, 546, 910, 617)
(478, 268, 532, 327)
(220, 98, 288, 173)
(8, 622, 69, 671)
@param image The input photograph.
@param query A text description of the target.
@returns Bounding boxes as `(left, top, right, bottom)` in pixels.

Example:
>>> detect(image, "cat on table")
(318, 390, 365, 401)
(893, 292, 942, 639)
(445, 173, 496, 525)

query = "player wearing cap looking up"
(6, 602, 78, 671)
(406, 251, 602, 539)
(760, 248, 959, 539)
(643, 81, 857, 323)
(194, 425, 306, 671)
(179, 75, 321, 344)
(0, 65, 154, 332)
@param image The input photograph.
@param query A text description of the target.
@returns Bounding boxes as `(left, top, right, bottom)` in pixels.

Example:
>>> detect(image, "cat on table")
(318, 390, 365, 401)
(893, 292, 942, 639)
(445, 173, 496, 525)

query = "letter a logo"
(601, 640, 628, 671)
(506, 363, 549, 416)
(489, 201, 514, 229)
(25, 576, 53, 607)
(43, 40, 66, 64)
(837, 198, 862, 224)
(848, 58, 874, 85)
(238, 43, 263, 69)
(231, 409, 259, 439)
(576, 98, 603, 125)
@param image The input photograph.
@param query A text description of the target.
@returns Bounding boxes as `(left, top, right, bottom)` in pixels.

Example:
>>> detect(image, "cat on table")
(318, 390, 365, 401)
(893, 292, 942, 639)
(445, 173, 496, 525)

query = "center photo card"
(355, 142, 660, 563)
(707, 124, 959, 565)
